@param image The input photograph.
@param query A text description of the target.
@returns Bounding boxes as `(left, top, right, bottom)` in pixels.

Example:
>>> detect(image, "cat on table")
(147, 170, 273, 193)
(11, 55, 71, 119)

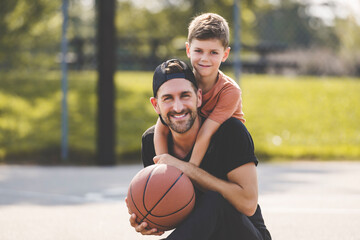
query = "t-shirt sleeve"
(141, 126, 156, 167)
(217, 118, 258, 174)
(207, 86, 242, 124)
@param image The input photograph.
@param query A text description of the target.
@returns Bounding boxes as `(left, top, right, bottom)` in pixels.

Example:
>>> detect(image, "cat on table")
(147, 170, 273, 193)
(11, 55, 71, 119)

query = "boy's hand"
(154, 154, 184, 168)
(125, 197, 164, 236)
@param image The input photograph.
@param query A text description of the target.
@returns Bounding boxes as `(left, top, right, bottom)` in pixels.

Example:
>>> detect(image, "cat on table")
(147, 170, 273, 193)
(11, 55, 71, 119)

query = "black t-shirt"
(141, 117, 270, 239)
(141, 117, 258, 181)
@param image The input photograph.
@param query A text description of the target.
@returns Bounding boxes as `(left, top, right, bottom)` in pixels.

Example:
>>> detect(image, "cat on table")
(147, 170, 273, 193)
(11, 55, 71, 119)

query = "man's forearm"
(156, 155, 258, 216)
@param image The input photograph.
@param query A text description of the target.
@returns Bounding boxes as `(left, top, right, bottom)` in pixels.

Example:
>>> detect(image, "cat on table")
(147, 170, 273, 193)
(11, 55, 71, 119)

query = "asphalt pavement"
(0, 161, 359, 240)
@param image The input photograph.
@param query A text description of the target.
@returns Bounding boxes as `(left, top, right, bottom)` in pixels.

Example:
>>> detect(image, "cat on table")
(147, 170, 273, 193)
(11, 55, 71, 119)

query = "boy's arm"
(154, 117, 170, 155)
(189, 118, 220, 166)
(191, 85, 242, 166)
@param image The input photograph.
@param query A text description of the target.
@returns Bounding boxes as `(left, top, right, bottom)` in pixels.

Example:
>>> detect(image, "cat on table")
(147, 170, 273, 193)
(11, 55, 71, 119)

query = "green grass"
(0, 71, 359, 164)
(241, 75, 360, 160)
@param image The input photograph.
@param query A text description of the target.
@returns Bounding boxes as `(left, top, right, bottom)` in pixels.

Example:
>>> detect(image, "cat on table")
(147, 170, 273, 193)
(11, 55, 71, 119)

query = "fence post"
(233, 0, 242, 84)
(61, 0, 69, 161)
(96, 0, 116, 166)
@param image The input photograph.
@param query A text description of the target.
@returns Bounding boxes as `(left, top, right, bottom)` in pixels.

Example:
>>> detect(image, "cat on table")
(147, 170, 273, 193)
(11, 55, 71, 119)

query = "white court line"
(0, 188, 120, 203)
(264, 207, 360, 214)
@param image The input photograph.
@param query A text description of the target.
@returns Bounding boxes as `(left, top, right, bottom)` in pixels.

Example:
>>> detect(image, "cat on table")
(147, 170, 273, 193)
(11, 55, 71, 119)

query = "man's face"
(151, 78, 202, 134)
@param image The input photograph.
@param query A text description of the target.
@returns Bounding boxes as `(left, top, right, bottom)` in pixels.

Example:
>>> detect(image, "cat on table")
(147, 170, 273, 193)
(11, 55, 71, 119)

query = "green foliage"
(1, 71, 359, 164)
(254, 3, 339, 47)
(0, 71, 156, 164)
(1, 0, 359, 73)
(0, 0, 61, 69)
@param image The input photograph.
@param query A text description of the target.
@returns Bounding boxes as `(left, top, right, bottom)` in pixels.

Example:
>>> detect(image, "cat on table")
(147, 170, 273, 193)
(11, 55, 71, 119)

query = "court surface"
(0, 161, 359, 240)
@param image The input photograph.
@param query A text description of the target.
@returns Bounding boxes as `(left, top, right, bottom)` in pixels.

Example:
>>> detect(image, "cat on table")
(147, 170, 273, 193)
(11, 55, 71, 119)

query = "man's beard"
(161, 109, 197, 134)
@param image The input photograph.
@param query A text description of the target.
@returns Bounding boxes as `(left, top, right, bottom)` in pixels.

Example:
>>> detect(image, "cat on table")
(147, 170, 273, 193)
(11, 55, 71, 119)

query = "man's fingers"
(135, 222, 147, 233)
(129, 213, 164, 236)
(129, 213, 138, 227)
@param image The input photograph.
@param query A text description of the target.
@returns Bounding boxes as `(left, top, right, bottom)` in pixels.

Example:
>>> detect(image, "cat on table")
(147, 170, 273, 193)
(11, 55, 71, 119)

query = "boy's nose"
(200, 53, 209, 61)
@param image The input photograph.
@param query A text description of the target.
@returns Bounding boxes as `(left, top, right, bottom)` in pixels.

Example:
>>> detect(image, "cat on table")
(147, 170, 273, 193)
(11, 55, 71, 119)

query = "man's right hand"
(129, 213, 164, 236)
(126, 197, 164, 236)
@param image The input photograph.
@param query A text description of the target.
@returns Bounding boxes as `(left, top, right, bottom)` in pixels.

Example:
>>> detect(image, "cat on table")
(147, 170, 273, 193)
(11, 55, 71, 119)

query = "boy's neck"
(195, 71, 219, 94)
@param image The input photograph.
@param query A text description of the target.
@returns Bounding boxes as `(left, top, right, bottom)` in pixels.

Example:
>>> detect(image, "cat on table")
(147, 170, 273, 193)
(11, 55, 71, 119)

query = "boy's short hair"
(188, 13, 230, 49)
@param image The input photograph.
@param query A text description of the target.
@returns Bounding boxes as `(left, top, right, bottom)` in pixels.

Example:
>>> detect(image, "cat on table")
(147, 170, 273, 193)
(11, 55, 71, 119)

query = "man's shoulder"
(215, 117, 252, 142)
(142, 125, 155, 141)
(219, 117, 246, 132)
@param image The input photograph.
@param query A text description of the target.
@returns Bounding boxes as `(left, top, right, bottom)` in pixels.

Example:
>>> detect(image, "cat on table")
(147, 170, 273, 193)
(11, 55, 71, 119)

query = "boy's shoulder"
(218, 71, 240, 89)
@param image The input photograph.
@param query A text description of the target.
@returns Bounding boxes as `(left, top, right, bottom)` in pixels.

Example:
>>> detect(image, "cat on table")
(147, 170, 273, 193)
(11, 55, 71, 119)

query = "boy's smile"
(186, 38, 230, 83)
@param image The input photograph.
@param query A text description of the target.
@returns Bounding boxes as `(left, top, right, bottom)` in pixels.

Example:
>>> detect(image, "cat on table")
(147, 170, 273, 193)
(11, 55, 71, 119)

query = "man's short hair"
(187, 13, 230, 49)
(153, 59, 198, 97)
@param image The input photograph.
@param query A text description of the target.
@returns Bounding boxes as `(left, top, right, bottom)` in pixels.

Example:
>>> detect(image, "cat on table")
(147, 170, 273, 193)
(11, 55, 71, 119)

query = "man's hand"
(153, 153, 188, 172)
(129, 213, 164, 236)
(125, 197, 164, 236)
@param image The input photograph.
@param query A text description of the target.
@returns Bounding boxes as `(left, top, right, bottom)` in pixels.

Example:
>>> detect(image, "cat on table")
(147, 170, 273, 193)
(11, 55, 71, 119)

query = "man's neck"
(170, 116, 202, 160)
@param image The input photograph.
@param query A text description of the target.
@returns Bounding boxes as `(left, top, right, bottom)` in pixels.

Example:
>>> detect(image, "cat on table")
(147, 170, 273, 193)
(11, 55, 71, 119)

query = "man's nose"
(173, 98, 184, 112)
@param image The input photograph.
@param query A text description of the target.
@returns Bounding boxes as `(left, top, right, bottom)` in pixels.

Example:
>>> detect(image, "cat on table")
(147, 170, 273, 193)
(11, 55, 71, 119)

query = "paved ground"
(0, 161, 359, 240)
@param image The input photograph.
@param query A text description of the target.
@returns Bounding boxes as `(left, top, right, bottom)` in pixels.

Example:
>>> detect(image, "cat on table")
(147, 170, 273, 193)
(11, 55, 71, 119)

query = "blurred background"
(1, 0, 359, 165)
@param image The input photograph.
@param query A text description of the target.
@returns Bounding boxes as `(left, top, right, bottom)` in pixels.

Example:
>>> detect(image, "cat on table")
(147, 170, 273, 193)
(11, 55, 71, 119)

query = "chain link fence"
(1, 0, 360, 76)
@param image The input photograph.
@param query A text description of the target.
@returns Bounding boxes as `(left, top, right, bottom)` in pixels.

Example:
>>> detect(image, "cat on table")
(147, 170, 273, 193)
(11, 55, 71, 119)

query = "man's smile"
(170, 112, 188, 120)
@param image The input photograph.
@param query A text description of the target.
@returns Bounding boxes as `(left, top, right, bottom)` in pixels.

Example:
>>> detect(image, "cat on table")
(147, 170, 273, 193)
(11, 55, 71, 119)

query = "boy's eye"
(194, 49, 202, 53)
(211, 51, 218, 55)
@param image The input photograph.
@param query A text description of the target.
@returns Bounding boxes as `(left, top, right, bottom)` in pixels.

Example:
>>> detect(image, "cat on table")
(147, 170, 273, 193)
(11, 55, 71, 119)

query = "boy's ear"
(222, 47, 231, 62)
(150, 97, 160, 114)
(185, 42, 191, 58)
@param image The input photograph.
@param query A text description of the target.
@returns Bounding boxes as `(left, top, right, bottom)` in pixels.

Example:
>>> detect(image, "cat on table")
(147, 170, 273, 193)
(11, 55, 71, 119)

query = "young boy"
(154, 13, 245, 166)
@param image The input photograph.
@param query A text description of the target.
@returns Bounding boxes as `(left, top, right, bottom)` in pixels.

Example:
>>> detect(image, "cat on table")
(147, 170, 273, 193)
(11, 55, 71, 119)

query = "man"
(127, 59, 271, 240)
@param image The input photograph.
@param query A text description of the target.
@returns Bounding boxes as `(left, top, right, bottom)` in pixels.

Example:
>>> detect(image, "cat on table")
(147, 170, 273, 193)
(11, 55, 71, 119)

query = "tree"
(0, 0, 60, 69)
(96, 0, 116, 165)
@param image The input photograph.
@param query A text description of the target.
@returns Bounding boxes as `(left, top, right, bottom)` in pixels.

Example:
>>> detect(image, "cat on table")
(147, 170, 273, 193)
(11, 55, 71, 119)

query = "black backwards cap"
(153, 59, 197, 97)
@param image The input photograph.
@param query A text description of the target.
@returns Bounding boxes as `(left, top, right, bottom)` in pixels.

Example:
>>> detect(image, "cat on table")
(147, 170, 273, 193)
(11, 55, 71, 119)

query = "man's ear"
(222, 47, 230, 62)
(150, 97, 160, 114)
(196, 88, 202, 108)
(185, 42, 191, 58)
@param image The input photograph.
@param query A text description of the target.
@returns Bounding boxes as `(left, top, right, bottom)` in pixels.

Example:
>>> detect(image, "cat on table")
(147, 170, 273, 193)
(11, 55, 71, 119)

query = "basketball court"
(0, 161, 359, 240)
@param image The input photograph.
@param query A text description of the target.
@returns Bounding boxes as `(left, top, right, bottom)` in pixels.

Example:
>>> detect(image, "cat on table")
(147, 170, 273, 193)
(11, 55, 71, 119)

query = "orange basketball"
(127, 164, 195, 231)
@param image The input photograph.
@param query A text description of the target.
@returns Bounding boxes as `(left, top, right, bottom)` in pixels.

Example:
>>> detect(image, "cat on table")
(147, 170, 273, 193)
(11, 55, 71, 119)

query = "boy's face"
(186, 38, 230, 80)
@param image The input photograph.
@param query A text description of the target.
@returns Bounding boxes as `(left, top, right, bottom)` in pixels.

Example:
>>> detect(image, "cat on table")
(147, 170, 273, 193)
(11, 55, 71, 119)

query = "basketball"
(127, 164, 195, 231)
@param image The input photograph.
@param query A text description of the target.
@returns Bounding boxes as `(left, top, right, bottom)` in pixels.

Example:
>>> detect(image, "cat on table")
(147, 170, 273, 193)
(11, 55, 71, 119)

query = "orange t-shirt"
(200, 71, 245, 124)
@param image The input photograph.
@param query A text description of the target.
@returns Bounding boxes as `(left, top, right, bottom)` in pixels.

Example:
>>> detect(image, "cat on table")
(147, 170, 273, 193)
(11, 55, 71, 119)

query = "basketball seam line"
(130, 186, 169, 229)
(149, 190, 195, 217)
(140, 168, 184, 223)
